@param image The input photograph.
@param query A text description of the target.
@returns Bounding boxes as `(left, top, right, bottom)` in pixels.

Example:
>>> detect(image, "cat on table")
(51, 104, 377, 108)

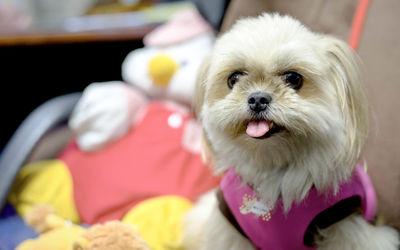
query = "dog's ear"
(324, 37, 369, 167)
(193, 54, 211, 118)
(194, 54, 213, 164)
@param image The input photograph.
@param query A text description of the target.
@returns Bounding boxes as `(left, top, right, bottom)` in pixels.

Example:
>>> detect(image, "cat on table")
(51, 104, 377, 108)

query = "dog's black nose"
(248, 92, 272, 113)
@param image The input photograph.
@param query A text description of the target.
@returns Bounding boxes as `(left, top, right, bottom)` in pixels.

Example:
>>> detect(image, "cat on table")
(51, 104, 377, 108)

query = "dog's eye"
(283, 71, 303, 90)
(227, 71, 245, 89)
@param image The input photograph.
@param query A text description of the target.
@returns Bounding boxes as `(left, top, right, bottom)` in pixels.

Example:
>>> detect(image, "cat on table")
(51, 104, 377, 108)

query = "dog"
(182, 13, 399, 250)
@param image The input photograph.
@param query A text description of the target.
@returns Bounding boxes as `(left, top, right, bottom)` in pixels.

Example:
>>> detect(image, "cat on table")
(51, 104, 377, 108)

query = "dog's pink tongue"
(246, 121, 270, 138)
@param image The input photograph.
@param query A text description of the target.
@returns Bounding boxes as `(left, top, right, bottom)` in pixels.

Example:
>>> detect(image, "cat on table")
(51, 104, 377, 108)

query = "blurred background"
(0, 2, 230, 248)
(0, 0, 230, 151)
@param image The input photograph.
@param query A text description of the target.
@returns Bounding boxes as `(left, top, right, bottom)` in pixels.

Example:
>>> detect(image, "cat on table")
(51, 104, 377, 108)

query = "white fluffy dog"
(182, 13, 399, 250)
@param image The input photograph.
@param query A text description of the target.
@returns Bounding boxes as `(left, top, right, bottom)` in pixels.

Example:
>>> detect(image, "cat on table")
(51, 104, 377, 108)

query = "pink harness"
(220, 165, 376, 250)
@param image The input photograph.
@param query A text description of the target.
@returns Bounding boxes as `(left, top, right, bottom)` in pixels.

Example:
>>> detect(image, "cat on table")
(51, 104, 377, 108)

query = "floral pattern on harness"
(239, 194, 273, 221)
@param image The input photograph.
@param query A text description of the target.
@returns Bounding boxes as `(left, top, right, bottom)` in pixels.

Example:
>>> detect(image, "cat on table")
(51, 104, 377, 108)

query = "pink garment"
(59, 102, 220, 224)
(220, 165, 376, 250)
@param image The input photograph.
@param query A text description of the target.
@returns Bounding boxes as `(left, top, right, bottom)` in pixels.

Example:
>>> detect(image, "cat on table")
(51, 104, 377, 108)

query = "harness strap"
(217, 188, 364, 247)
(216, 188, 247, 238)
(303, 196, 363, 247)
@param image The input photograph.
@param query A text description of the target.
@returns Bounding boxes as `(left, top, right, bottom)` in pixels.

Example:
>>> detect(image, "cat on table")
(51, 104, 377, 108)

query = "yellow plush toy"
(17, 205, 150, 250)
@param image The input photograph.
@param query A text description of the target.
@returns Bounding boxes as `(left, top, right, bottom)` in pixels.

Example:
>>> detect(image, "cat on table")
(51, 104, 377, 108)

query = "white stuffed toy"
(69, 7, 215, 151)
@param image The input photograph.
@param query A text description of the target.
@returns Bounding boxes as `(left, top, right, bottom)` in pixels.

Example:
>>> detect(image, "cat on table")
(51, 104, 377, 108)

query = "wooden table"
(0, 24, 157, 46)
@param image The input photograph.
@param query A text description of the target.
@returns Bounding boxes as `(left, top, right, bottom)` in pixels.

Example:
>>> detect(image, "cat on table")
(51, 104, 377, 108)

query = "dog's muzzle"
(248, 92, 272, 113)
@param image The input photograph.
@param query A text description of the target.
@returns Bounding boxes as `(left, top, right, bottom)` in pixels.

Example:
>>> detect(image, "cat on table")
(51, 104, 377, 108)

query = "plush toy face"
(121, 7, 215, 106)
(122, 32, 214, 106)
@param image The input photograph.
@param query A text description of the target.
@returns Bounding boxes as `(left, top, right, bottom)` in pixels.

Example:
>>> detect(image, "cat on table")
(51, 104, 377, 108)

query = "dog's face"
(196, 14, 369, 205)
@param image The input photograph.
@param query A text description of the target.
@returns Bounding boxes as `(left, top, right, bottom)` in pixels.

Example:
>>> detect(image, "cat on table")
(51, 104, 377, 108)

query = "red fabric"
(349, 0, 370, 50)
(59, 102, 220, 224)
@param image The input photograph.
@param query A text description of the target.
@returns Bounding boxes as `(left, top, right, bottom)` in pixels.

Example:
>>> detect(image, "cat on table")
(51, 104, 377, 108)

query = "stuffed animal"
(16, 204, 150, 250)
(8, 6, 219, 250)
(70, 7, 215, 151)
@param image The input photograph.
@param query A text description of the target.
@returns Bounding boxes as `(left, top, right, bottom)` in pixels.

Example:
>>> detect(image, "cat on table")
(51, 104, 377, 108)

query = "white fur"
(183, 190, 255, 250)
(182, 13, 399, 250)
(316, 214, 400, 250)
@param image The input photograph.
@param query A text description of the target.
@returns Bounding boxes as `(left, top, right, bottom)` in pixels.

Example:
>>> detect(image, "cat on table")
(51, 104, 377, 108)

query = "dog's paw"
(316, 214, 399, 250)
